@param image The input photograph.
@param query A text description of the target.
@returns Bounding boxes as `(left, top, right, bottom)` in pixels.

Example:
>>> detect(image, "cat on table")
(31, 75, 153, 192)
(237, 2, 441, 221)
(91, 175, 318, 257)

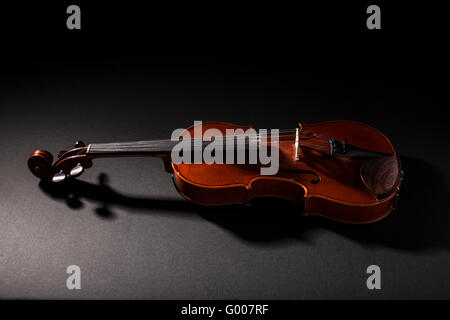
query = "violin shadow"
(38, 156, 450, 251)
(38, 174, 313, 243)
(318, 156, 450, 251)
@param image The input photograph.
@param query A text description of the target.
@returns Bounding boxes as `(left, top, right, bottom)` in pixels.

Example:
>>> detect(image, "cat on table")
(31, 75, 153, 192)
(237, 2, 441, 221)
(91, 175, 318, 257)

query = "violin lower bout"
(172, 171, 398, 224)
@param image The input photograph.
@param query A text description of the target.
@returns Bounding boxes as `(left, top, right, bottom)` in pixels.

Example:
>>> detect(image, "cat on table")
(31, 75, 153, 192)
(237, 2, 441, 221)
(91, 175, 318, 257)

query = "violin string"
(90, 138, 331, 148)
(91, 128, 332, 145)
(91, 136, 331, 148)
(89, 129, 336, 154)
(90, 140, 332, 153)
(92, 132, 331, 147)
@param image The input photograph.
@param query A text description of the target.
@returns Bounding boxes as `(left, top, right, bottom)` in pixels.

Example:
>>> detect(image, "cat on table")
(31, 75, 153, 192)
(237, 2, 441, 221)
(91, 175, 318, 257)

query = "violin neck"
(87, 138, 254, 158)
(87, 140, 177, 157)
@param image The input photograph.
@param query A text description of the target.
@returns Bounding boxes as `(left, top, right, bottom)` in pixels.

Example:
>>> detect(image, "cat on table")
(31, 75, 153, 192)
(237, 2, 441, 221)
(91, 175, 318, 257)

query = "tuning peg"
(52, 170, 66, 183)
(75, 141, 85, 148)
(70, 163, 84, 177)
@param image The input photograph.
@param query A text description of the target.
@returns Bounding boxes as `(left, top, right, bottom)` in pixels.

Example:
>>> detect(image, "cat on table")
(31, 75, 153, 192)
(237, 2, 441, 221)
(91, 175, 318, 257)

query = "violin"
(28, 120, 402, 224)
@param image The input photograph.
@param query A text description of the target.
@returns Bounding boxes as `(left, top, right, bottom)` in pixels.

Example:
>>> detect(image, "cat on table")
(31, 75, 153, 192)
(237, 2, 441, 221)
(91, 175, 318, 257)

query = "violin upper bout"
(360, 155, 401, 198)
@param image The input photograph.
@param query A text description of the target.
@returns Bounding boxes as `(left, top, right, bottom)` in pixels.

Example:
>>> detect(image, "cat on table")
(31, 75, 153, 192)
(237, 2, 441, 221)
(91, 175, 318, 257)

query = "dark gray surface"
(0, 57, 449, 299)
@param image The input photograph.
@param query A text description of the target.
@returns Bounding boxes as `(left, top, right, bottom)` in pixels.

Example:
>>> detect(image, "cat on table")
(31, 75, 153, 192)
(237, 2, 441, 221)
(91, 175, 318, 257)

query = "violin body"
(172, 121, 401, 224)
(28, 120, 402, 224)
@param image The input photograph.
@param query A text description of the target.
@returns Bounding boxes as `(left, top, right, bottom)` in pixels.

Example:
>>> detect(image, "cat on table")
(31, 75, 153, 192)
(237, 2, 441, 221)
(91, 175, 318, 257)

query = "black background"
(0, 1, 449, 299)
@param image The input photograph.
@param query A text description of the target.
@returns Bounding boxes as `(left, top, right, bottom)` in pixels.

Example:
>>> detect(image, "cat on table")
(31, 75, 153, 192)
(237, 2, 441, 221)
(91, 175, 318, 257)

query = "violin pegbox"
(28, 141, 93, 183)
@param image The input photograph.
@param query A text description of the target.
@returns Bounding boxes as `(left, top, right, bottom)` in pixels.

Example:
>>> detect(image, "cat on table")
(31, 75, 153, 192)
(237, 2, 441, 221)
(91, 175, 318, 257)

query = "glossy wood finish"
(172, 121, 402, 223)
(28, 120, 402, 224)
(28, 149, 54, 181)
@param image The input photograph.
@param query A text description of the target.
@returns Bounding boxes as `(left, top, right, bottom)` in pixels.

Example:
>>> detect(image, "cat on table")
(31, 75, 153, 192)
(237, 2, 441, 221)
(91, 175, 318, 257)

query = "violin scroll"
(28, 141, 92, 182)
(28, 149, 54, 181)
